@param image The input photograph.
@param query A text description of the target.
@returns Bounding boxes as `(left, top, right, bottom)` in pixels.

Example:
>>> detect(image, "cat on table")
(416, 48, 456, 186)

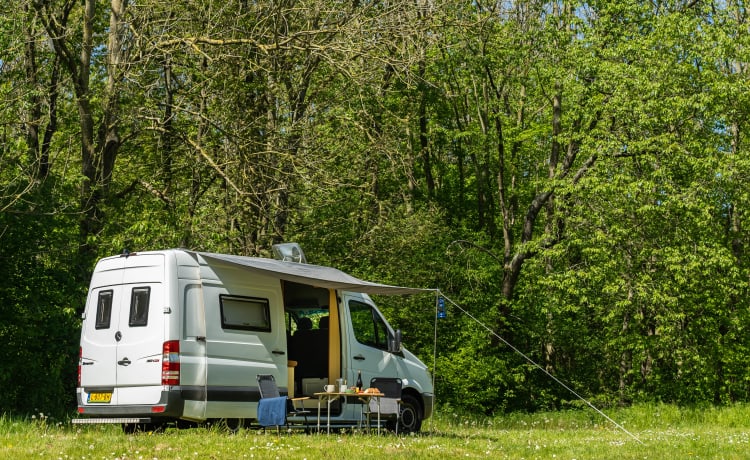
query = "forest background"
(1, 0, 749, 419)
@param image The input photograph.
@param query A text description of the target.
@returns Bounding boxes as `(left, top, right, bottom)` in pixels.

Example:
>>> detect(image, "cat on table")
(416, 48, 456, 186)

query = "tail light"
(161, 340, 180, 386)
(77, 347, 82, 387)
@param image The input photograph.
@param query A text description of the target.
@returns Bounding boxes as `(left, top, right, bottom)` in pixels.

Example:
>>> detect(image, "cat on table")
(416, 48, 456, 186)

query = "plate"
(87, 392, 112, 403)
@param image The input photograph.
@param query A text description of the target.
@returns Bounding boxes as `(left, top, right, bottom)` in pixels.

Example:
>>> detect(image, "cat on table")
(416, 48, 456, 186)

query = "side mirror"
(388, 329, 402, 353)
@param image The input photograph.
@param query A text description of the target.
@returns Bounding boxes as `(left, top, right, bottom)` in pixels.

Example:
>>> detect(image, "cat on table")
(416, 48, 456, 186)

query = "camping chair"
(362, 377, 402, 434)
(257, 374, 311, 432)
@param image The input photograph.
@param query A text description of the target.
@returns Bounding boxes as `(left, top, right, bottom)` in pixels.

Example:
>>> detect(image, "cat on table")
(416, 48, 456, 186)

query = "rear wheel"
(122, 422, 162, 434)
(219, 418, 245, 434)
(396, 393, 422, 433)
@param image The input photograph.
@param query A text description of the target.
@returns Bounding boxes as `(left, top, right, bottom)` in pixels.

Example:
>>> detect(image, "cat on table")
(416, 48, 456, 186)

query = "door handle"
(117, 358, 131, 366)
(272, 350, 285, 355)
(196, 336, 206, 342)
(353, 355, 366, 361)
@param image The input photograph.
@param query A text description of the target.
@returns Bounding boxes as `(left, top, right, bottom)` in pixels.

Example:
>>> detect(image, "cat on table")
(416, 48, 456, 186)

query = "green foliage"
(0, 182, 81, 416)
(1, 0, 750, 418)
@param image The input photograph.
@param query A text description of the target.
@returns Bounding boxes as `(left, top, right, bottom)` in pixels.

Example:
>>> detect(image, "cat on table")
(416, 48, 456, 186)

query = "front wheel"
(397, 393, 422, 433)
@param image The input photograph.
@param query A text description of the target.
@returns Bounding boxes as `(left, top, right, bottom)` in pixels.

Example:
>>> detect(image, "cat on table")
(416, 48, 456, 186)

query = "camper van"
(73, 247, 434, 432)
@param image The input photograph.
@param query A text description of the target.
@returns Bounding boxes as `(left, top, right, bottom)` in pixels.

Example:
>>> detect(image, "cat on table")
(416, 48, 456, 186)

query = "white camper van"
(74, 247, 433, 432)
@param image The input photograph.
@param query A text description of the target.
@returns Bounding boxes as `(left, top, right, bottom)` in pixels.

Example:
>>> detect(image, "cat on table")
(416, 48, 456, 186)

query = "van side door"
(202, 280, 287, 417)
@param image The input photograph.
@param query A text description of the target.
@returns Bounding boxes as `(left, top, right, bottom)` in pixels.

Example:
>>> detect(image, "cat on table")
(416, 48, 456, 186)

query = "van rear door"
(114, 282, 165, 404)
(80, 254, 166, 406)
(80, 285, 121, 394)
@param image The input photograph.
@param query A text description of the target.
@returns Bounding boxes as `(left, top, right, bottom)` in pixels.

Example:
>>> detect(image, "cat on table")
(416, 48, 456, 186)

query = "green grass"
(1, 404, 748, 459)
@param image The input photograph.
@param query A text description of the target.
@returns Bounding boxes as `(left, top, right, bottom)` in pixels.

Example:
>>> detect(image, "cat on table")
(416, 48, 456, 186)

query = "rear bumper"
(76, 389, 185, 419)
(72, 417, 152, 425)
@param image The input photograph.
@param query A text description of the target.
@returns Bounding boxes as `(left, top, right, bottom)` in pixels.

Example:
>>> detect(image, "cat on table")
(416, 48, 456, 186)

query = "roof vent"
(272, 243, 307, 264)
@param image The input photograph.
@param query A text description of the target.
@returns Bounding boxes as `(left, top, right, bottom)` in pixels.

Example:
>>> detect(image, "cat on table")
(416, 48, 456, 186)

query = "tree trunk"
(36, 0, 128, 265)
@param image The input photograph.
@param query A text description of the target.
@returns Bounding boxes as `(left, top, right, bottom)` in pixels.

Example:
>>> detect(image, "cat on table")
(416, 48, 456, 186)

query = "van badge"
(115, 331, 122, 342)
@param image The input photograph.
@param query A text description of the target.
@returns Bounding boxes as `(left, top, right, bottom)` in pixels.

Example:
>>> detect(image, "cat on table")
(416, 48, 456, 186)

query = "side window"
(349, 300, 389, 350)
(220, 295, 271, 332)
(129, 287, 151, 327)
(95, 290, 113, 330)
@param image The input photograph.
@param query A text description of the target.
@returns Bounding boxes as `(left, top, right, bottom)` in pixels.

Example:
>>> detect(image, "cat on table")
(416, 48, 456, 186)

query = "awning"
(197, 252, 433, 295)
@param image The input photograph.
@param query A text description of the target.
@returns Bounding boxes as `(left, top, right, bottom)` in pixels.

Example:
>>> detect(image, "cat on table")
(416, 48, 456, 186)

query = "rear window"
(220, 295, 271, 332)
(129, 287, 151, 327)
(95, 290, 113, 330)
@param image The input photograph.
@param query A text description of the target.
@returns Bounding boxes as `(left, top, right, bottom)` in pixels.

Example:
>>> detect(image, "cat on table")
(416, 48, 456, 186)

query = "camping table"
(314, 391, 384, 434)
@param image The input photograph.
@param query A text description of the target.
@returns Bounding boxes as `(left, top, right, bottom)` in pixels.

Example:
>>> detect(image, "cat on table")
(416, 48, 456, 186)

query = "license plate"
(87, 392, 112, 403)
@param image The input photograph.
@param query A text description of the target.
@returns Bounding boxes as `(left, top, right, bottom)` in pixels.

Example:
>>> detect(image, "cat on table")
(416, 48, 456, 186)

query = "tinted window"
(95, 290, 113, 330)
(129, 287, 151, 327)
(349, 300, 389, 350)
(220, 295, 271, 332)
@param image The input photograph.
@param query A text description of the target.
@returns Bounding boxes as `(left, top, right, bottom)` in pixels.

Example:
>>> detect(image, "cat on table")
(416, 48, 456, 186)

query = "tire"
(396, 393, 422, 434)
(121, 423, 140, 434)
(122, 422, 161, 434)
(220, 418, 245, 434)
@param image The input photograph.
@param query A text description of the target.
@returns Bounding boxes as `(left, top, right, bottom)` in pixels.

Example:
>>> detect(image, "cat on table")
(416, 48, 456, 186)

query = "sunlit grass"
(1, 404, 749, 459)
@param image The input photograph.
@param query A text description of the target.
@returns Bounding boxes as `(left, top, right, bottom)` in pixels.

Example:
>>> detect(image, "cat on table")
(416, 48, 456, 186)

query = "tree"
(31, 0, 131, 269)
(0, 2, 82, 416)
(2, 0, 750, 416)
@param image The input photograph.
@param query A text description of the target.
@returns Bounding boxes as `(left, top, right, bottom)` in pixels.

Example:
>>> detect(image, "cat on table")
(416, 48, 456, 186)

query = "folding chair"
(362, 377, 402, 434)
(257, 374, 311, 432)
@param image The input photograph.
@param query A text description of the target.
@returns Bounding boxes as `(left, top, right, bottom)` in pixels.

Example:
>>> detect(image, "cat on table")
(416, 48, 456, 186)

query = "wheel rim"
(400, 406, 416, 430)
(398, 395, 422, 433)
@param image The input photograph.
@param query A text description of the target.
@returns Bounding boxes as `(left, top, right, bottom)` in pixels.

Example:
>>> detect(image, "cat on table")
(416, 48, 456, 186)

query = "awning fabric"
(198, 252, 433, 295)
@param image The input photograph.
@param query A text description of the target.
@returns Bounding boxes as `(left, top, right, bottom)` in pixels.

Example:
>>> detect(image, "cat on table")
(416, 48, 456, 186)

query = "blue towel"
(258, 396, 287, 426)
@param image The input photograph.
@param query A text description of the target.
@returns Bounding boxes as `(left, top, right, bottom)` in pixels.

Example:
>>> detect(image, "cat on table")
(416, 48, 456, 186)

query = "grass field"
(1, 404, 748, 459)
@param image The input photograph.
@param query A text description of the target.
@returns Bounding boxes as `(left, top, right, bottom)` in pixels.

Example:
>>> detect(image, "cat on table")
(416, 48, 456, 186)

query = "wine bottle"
(356, 370, 363, 391)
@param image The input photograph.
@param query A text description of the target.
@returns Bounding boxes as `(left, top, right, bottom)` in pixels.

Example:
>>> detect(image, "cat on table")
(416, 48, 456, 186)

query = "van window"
(349, 300, 389, 350)
(129, 287, 151, 327)
(95, 290, 113, 330)
(220, 295, 271, 332)
(286, 309, 329, 335)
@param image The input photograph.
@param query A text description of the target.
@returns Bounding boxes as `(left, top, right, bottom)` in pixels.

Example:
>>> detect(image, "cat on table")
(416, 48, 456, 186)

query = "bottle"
(356, 370, 363, 391)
